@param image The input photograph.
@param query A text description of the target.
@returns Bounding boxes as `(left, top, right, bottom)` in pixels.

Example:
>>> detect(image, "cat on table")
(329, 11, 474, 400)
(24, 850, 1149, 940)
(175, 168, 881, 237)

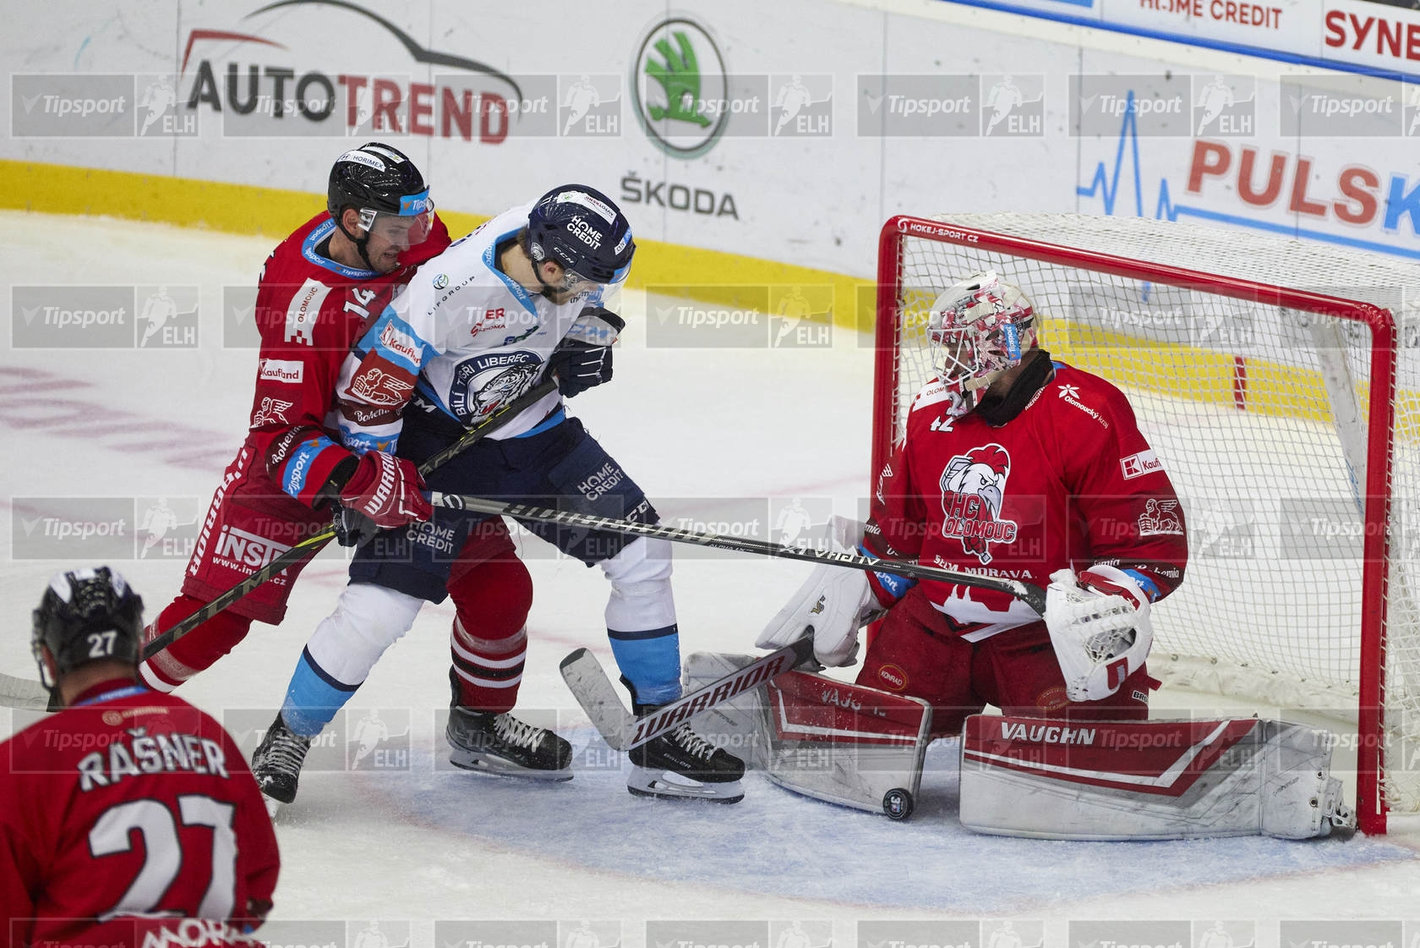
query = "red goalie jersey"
(864, 360, 1188, 639)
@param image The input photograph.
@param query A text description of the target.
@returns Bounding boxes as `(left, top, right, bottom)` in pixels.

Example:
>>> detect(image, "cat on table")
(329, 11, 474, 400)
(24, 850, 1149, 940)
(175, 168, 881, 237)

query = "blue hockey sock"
(607, 624, 681, 706)
(281, 647, 360, 737)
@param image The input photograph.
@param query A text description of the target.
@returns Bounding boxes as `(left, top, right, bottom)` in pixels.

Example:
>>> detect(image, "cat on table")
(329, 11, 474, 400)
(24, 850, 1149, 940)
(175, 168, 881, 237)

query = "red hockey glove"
(337, 451, 432, 528)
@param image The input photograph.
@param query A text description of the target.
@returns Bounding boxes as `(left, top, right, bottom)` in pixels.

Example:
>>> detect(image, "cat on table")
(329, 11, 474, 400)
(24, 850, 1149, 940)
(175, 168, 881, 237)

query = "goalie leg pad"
(959, 715, 1358, 840)
(681, 655, 932, 818)
(762, 670, 933, 819)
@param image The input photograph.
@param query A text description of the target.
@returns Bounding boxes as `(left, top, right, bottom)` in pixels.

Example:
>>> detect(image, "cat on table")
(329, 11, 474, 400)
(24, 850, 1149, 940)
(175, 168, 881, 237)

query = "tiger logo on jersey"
(940, 443, 1018, 565)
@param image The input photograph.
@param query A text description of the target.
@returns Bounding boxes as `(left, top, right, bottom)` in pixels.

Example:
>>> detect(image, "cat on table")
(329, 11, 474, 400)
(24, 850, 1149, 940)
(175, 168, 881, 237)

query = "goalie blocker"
(960, 714, 1357, 840)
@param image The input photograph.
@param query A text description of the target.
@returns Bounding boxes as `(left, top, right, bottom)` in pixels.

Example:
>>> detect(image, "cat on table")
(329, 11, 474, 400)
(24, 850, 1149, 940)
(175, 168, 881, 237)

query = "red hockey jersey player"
(1, 568, 279, 947)
(761, 272, 1188, 735)
(140, 142, 449, 691)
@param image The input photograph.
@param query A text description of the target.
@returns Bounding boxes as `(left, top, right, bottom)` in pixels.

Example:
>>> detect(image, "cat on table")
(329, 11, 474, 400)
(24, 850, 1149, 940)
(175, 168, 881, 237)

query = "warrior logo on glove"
(939, 443, 1018, 565)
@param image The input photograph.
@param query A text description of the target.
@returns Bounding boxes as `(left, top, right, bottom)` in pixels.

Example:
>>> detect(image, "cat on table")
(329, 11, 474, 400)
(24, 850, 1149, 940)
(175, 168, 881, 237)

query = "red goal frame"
(873, 214, 1401, 835)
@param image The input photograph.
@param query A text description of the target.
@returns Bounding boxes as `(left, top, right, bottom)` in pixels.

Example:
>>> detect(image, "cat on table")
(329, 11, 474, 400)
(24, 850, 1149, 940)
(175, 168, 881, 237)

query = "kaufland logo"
(1120, 449, 1162, 480)
(180, 0, 527, 142)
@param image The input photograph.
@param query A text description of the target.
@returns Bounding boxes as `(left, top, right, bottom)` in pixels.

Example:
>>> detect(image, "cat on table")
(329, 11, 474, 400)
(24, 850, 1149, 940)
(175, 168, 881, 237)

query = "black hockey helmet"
(327, 142, 434, 268)
(31, 566, 144, 690)
(527, 185, 635, 285)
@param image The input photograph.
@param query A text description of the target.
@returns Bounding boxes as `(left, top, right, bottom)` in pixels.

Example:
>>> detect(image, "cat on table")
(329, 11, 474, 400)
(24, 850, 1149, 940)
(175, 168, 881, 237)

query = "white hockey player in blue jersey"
(252, 185, 745, 807)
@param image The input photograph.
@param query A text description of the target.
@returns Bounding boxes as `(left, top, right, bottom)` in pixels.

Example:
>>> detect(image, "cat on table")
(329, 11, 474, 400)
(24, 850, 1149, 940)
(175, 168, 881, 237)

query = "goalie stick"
(0, 379, 559, 711)
(560, 635, 817, 751)
(427, 493, 1049, 613)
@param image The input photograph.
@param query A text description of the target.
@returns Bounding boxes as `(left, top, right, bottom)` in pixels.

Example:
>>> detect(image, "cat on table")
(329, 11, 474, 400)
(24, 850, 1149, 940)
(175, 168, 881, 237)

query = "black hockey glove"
(548, 307, 626, 398)
(332, 503, 382, 548)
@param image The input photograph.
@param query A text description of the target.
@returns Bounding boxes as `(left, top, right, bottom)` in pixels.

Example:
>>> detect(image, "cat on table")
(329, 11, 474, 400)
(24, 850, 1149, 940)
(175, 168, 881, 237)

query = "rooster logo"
(940, 443, 1017, 564)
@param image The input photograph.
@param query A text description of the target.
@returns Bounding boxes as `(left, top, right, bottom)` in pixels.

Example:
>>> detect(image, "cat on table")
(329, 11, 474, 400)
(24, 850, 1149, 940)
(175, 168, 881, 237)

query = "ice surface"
(1, 212, 1417, 933)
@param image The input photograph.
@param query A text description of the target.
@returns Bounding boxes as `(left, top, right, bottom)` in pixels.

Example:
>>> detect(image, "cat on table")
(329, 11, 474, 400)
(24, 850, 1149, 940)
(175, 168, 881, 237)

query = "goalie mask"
(928, 272, 1037, 410)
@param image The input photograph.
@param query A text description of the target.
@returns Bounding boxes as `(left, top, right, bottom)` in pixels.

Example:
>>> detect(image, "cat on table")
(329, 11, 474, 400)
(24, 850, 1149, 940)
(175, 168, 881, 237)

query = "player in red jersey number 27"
(0, 567, 280, 946)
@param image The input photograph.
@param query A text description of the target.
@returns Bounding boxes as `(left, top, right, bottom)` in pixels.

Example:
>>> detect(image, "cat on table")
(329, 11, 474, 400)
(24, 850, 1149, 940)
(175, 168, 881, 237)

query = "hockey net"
(874, 213, 1420, 834)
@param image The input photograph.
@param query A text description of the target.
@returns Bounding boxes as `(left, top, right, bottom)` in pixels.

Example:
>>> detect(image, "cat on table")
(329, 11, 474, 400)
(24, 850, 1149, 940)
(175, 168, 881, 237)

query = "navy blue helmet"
(527, 185, 635, 285)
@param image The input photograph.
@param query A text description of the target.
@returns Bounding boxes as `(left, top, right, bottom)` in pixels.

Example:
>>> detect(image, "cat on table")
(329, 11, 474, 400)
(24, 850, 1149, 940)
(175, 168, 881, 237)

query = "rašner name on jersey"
(77, 726, 230, 791)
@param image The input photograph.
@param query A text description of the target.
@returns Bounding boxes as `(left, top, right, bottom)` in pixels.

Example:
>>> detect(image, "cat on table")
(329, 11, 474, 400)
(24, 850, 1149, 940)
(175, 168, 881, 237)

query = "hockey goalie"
(749, 272, 1356, 839)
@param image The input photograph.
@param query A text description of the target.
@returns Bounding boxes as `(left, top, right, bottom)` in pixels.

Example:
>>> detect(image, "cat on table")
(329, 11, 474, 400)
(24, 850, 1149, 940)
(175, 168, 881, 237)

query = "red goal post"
(873, 213, 1416, 835)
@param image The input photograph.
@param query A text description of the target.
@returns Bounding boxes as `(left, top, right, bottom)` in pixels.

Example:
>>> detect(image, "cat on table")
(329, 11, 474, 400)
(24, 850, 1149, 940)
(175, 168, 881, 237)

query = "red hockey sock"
(138, 595, 253, 691)
(447, 558, 533, 713)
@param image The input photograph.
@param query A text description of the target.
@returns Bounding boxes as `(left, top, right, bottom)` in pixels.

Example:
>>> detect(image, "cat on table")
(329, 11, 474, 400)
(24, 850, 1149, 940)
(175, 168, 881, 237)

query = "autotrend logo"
(631, 17, 728, 159)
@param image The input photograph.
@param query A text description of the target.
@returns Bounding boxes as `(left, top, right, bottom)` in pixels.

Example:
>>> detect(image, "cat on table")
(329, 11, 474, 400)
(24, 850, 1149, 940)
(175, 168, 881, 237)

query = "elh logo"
(1192, 75, 1255, 137)
(769, 74, 832, 137)
(558, 74, 622, 137)
(980, 75, 1045, 137)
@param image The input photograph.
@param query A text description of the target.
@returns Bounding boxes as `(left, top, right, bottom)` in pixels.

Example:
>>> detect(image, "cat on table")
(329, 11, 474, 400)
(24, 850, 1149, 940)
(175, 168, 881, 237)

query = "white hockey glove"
(1044, 564, 1153, 702)
(757, 516, 883, 667)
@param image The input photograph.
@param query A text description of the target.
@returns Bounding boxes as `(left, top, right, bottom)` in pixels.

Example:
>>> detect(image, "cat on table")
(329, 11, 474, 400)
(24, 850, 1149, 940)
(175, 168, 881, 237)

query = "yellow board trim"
(0, 159, 872, 332)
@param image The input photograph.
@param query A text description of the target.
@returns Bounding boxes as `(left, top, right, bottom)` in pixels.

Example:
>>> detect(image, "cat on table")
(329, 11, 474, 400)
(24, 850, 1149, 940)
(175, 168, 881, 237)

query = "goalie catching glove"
(1044, 564, 1153, 701)
(757, 517, 891, 667)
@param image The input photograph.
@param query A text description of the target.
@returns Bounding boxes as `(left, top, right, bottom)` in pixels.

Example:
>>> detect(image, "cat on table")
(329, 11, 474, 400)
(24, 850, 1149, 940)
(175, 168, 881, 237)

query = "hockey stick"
(426, 493, 1049, 613)
(0, 380, 560, 711)
(141, 378, 560, 659)
(559, 635, 816, 751)
(0, 672, 51, 712)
